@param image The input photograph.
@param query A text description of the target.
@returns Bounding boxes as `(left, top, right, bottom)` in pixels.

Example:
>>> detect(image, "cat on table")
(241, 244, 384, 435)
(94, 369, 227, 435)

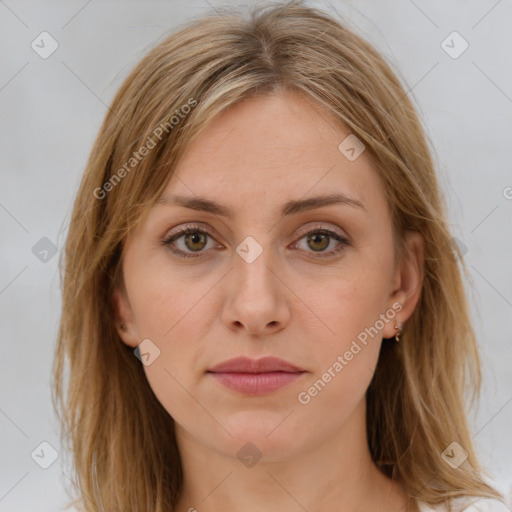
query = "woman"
(52, 1, 508, 511)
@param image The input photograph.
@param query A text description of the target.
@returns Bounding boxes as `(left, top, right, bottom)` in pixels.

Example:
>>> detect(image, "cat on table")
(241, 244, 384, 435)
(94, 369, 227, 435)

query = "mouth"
(206, 356, 306, 395)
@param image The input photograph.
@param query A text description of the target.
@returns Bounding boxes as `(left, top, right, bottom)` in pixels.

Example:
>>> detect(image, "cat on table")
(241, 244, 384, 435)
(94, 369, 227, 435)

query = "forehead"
(163, 90, 387, 219)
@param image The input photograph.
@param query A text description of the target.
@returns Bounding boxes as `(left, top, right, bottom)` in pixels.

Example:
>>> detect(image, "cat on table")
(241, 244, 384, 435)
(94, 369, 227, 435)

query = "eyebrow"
(156, 192, 366, 218)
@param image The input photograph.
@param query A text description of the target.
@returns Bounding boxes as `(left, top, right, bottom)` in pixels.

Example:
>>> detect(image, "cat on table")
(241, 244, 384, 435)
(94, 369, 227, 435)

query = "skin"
(114, 89, 424, 512)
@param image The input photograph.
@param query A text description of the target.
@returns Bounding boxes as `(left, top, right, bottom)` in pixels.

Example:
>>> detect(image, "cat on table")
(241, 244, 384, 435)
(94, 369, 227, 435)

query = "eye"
(162, 224, 220, 259)
(292, 226, 350, 258)
(162, 223, 351, 260)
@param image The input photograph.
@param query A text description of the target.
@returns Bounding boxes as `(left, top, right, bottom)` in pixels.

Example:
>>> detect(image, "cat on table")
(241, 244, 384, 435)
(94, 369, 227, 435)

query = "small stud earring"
(394, 323, 402, 342)
(120, 324, 127, 331)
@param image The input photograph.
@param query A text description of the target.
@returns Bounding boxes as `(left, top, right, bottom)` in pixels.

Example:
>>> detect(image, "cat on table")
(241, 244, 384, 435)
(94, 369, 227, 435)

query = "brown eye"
(163, 224, 350, 260)
(292, 228, 351, 258)
(163, 226, 218, 259)
(307, 233, 330, 252)
(183, 232, 207, 252)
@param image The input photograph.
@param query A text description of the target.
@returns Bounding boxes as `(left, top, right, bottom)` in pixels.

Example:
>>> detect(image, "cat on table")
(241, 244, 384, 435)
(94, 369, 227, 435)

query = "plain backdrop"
(1, 0, 511, 510)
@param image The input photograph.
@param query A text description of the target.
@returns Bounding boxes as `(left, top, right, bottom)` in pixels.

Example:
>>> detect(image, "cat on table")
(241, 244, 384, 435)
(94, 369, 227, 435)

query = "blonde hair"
(52, 1, 503, 510)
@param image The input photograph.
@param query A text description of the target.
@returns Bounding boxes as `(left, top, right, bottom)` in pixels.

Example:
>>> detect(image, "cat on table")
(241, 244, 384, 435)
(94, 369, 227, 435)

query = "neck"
(172, 400, 407, 512)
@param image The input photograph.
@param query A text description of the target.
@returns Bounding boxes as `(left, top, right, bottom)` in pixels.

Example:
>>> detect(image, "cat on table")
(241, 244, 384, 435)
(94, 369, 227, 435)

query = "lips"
(207, 356, 306, 395)
(207, 356, 305, 373)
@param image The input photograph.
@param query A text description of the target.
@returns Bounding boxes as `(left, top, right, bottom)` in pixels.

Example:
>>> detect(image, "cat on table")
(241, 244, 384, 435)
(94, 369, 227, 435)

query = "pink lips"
(207, 356, 306, 395)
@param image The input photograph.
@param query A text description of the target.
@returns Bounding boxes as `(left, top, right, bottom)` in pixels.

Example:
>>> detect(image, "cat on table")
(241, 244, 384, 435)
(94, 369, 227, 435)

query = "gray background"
(1, 0, 511, 510)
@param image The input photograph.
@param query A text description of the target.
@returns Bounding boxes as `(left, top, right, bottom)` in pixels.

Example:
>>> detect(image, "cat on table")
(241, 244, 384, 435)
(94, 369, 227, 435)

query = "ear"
(111, 281, 140, 348)
(382, 230, 424, 339)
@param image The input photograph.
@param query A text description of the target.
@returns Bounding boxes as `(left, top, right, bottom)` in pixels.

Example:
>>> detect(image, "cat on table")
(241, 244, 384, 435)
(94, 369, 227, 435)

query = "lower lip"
(208, 371, 305, 395)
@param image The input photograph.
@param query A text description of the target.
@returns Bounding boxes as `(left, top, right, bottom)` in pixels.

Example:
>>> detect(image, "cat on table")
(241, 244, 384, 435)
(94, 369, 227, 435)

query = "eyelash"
(162, 223, 351, 260)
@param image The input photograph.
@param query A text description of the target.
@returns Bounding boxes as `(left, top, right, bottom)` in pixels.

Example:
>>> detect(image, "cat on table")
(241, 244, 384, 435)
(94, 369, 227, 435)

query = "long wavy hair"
(52, 1, 503, 510)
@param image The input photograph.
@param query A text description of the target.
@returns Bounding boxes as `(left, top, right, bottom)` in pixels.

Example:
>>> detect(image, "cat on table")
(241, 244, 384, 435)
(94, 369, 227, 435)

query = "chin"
(216, 415, 305, 456)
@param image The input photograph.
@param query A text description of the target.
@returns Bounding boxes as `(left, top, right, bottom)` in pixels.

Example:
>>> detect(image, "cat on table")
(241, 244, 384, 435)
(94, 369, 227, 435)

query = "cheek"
(124, 250, 213, 340)
(306, 270, 389, 348)
(124, 265, 217, 401)
(296, 282, 385, 417)
(296, 266, 390, 399)
(296, 345, 379, 434)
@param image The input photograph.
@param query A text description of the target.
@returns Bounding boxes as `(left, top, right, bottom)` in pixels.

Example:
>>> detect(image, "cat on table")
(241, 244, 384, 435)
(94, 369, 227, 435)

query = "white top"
(418, 497, 511, 511)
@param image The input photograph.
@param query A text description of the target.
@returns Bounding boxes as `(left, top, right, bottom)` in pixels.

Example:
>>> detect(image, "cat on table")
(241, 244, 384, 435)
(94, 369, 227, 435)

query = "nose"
(221, 247, 291, 336)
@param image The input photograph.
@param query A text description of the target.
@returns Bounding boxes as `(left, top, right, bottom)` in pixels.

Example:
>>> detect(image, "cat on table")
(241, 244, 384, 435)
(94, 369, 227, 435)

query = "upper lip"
(207, 356, 305, 373)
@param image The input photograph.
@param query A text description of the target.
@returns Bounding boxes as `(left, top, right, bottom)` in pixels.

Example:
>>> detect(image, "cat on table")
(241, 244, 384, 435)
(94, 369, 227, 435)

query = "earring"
(394, 323, 402, 342)
(120, 324, 127, 331)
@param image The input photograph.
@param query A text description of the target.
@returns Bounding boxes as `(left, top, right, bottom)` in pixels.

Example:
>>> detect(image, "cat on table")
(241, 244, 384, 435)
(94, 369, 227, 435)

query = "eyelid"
(164, 222, 216, 238)
(164, 221, 350, 243)
(162, 221, 351, 259)
(294, 221, 349, 242)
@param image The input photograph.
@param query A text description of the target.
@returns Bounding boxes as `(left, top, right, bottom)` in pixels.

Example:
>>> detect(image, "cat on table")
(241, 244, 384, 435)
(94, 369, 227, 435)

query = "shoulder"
(417, 497, 511, 512)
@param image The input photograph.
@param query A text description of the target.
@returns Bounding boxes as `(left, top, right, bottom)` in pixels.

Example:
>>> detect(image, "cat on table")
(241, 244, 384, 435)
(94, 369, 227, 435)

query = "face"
(114, 89, 423, 462)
